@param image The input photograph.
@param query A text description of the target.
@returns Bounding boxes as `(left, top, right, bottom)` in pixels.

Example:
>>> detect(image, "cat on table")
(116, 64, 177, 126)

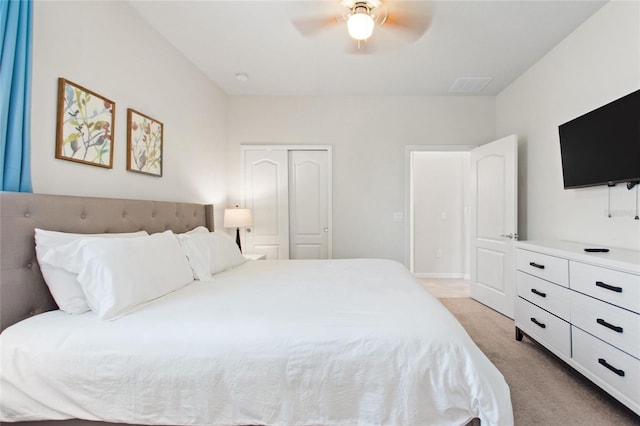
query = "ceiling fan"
(289, 0, 433, 52)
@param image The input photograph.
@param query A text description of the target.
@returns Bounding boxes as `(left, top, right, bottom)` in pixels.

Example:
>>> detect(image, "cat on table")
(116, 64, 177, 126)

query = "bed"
(0, 192, 513, 426)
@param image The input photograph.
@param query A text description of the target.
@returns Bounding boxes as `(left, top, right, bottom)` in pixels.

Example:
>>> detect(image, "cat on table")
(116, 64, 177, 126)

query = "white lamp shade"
(224, 208, 252, 228)
(347, 11, 374, 41)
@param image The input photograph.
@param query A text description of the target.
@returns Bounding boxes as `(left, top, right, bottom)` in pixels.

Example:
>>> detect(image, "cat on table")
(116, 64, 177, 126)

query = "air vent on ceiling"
(449, 77, 493, 93)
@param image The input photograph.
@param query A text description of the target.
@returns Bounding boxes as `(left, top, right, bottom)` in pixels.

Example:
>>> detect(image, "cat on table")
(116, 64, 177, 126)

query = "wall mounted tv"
(558, 89, 640, 189)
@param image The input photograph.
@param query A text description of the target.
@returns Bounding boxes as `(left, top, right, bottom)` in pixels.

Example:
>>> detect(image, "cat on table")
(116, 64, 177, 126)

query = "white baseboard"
(414, 272, 469, 279)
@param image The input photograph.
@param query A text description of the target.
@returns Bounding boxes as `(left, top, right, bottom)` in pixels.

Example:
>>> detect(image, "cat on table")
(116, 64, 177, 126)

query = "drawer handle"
(529, 262, 545, 269)
(531, 288, 547, 298)
(598, 358, 625, 377)
(595, 281, 622, 293)
(530, 317, 546, 329)
(597, 318, 623, 333)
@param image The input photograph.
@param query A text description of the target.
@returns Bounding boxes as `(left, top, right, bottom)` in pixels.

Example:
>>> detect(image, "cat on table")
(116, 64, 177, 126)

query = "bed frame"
(0, 191, 214, 334)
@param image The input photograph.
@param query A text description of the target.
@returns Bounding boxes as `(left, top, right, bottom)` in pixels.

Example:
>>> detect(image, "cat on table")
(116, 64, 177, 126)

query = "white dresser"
(514, 241, 640, 415)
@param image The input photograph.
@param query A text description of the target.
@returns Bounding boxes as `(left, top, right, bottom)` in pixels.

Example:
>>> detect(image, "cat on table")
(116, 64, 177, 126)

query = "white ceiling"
(128, 0, 607, 96)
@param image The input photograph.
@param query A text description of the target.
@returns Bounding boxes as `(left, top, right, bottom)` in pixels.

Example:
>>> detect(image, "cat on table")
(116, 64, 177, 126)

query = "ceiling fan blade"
(287, 0, 345, 37)
(291, 16, 339, 37)
(383, 1, 434, 40)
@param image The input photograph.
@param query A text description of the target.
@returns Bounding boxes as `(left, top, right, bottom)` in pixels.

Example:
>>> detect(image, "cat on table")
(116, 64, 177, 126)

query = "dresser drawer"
(570, 262, 640, 314)
(572, 327, 640, 406)
(516, 249, 569, 287)
(516, 297, 571, 358)
(517, 271, 571, 321)
(570, 292, 640, 359)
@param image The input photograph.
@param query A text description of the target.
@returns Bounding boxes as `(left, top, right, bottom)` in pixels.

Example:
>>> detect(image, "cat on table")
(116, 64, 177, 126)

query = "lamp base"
(235, 227, 242, 253)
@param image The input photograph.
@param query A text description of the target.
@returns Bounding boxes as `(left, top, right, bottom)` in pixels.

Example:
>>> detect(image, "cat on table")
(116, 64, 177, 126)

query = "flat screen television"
(558, 89, 640, 189)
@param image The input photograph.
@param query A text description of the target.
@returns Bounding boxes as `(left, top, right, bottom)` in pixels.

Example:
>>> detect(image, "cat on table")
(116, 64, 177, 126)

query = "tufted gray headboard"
(0, 192, 214, 332)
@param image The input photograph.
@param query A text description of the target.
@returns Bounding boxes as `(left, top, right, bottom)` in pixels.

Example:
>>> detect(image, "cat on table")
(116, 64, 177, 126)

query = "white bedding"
(0, 259, 513, 425)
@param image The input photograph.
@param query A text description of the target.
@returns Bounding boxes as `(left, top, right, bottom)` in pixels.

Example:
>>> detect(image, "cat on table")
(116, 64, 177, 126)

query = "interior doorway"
(407, 136, 519, 318)
(406, 146, 474, 277)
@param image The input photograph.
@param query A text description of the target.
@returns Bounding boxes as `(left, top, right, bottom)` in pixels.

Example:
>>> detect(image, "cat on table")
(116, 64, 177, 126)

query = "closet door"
(243, 149, 289, 259)
(288, 150, 329, 259)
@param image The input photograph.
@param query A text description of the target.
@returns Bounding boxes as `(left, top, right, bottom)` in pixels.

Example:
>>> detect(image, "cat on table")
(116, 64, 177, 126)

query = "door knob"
(323, 228, 328, 233)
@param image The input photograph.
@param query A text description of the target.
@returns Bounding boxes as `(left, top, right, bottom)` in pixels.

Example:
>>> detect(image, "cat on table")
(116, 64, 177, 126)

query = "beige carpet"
(439, 298, 639, 426)
(417, 277, 470, 298)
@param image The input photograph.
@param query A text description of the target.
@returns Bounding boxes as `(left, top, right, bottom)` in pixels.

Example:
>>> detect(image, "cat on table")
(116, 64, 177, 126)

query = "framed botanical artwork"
(55, 78, 115, 168)
(126, 108, 163, 177)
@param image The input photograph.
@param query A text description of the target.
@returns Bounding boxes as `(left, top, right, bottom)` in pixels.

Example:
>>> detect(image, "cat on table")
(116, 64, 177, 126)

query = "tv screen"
(558, 89, 640, 189)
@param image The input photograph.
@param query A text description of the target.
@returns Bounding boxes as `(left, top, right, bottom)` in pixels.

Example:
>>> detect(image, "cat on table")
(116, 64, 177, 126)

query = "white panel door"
(289, 150, 329, 259)
(244, 150, 289, 259)
(470, 134, 518, 318)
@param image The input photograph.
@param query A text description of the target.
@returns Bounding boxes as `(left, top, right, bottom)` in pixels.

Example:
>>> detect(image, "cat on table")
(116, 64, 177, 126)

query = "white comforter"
(0, 259, 513, 425)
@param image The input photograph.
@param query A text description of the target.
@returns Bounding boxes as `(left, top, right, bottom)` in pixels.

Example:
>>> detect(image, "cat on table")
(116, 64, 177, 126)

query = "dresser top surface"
(516, 240, 640, 275)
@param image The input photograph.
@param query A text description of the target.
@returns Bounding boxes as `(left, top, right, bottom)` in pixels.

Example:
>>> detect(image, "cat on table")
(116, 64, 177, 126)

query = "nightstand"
(244, 253, 266, 260)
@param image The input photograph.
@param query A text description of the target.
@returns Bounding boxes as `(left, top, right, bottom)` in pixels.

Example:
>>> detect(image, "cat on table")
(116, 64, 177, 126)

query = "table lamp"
(223, 205, 252, 252)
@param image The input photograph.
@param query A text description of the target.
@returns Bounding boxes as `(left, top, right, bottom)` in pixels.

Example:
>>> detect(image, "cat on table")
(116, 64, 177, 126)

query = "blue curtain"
(0, 0, 33, 192)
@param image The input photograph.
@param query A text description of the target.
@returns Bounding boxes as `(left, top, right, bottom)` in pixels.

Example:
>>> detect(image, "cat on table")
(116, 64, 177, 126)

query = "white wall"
(412, 151, 470, 277)
(30, 1, 229, 228)
(32, 1, 634, 258)
(496, 1, 640, 251)
(227, 96, 495, 263)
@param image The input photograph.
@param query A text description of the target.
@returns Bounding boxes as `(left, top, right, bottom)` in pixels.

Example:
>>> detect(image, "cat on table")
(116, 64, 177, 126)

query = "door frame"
(405, 145, 476, 272)
(241, 144, 333, 259)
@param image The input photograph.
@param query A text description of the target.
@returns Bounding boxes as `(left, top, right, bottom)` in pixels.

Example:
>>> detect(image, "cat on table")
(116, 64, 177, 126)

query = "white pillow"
(178, 225, 211, 279)
(41, 231, 194, 320)
(177, 232, 246, 280)
(35, 229, 148, 314)
(182, 225, 210, 235)
(176, 234, 212, 281)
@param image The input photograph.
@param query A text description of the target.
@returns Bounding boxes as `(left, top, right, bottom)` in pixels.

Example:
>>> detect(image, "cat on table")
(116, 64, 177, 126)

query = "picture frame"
(126, 108, 163, 177)
(55, 78, 115, 168)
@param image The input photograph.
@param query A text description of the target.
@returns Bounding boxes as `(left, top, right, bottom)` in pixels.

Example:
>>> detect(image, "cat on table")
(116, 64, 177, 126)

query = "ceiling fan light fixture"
(347, 7, 375, 41)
